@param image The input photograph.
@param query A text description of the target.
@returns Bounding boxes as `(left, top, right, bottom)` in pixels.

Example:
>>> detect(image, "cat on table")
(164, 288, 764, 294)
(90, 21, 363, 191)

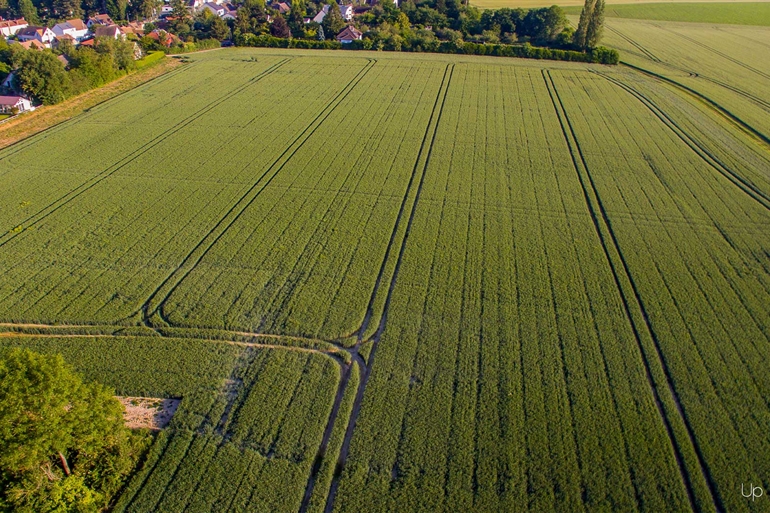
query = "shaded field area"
(564, 2, 770, 25)
(1, 48, 768, 511)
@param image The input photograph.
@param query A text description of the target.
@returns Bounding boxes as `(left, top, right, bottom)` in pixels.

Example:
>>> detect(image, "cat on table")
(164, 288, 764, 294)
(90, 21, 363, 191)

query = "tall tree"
(53, 0, 82, 18)
(106, 0, 128, 21)
(137, 0, 161, 19)
(322, 1, 345, 36)
(573, 0, 593, 49)
(270, 13, 291, 37)
(289, 0, 305, 28)
(16, 0, 39, 24)
(171, 0, 187, 19)
(585, 0, 604, 48)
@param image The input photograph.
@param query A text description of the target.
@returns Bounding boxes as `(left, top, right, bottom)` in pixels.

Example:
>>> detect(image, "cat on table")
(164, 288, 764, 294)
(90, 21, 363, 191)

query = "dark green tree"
(137, 0, 161, 19)
(585, 0, 604, 48)
(16, 0, 39, 24)
(106, 0, 128, 21)
(270, 13, 291, 37)
(322, 1, 345, 36)
(0, 349, 150, 511)
(52, 0, 82, 18)
(573, 0, 592, 49)
(171, 0, 187, 18)
(289, 0, 306, 36)
(11, 49, 71, 105)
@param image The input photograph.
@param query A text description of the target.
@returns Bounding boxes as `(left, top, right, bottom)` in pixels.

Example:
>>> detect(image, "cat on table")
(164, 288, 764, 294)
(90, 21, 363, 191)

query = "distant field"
(1, 47, 769, 512)
(563, 2, 770, 25)
(472, 0, 767, 11)
(601, 17, 770, 136)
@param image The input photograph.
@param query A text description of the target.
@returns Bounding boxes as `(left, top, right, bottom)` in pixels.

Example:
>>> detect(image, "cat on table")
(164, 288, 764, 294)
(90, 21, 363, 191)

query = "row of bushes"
(165, 38, 222, 55)
(135, 50, 166, 70)
(234, 34, 619, 65)
(236, 33, 342, 50)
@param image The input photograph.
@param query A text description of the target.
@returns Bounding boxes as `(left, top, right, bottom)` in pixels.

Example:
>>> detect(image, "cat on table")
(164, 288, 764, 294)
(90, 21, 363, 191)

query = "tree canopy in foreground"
(0, 348, 150, 513)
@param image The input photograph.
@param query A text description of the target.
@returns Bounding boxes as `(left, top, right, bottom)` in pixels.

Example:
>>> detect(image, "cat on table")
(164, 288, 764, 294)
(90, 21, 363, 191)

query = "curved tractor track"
(314, 63, 455, 513)
(543, 69, 721, 513)
(138, 60, 377, 328)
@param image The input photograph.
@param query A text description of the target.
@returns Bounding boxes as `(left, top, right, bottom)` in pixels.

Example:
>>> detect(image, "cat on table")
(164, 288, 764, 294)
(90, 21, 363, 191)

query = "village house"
(87, 14, 114, 27)
(339, 3, 354, 20)
(272, 1, 290, 14)
(120, 22, 146, 37)
(57, 54, 71, 68)
(147, 29, 181, 47)
(0, 95, 34, 114)
(186, 0, 205, 12)
(94, 24, 123, 39)
(202, 2, 226, 16)
(12, 39, 45, 50)
(53, 33, 77, 48)
(52, 19, 89, 41)
(0, 18, 28, 38)
(16, 26, 55, 47)
(336, 25, 362, 43)
(311, 3, 353, 23)
(311, 5, 328, 23)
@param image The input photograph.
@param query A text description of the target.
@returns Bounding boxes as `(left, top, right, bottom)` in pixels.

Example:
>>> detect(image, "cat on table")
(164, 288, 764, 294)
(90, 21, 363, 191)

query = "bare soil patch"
(118, 396, 180, 430)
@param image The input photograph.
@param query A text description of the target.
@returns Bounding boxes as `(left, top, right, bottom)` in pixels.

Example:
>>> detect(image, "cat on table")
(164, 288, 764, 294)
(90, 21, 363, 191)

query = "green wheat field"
(1, 16, 769, 512)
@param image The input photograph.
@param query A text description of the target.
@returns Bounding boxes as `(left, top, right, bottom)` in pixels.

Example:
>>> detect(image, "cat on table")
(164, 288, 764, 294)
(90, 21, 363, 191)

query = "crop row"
(0, 58, 368, 325)
(334, 64, 691, 512)
(162, 60, 449, 340)
(550, 70, 770, 512)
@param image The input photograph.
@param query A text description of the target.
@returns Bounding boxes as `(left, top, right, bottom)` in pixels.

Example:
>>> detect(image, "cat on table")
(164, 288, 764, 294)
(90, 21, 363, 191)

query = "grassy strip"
(0, 56, 181, 149)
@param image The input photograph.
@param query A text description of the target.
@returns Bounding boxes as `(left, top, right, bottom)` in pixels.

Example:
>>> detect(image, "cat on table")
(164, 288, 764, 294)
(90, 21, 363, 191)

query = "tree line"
(228, 0, 616, 63)
(0, 36, 139, 104)
(0, 0, 162, 26)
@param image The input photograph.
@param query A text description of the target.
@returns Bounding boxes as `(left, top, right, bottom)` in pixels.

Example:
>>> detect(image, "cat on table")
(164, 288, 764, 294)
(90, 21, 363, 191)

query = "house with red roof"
(0, 18, 28, 38)
(336, 25, 362, 43)
(0, 96, 34, 114)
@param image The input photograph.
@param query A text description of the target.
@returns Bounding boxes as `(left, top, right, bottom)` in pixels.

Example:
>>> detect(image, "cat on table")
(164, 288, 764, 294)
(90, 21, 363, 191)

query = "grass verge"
(0, 56, 182, 149)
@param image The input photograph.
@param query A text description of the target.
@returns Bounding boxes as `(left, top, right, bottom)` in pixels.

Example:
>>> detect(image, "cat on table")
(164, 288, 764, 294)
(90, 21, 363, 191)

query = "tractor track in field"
(0, 59, 291, 249)
(139, 59, 377, 328)
(0, 61, 191, 161)
(606, 25, 661, 63)
(661, 28, 770, 82)
(693, 75, 770, 111)
(594, 70, 770, 212)
(253, 68, 414, 337)
(543, 69, 721, 513)
(650, 60, 770, 112)
(620, 62, 770, 148)
(0, 324, 346, 359)
(320, 63, 454, 513)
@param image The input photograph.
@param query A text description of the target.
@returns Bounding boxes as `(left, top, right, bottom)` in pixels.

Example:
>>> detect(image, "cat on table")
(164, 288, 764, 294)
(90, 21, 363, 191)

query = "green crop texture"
(0, 44, 768, 512)
(564, 3, 770, 26)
